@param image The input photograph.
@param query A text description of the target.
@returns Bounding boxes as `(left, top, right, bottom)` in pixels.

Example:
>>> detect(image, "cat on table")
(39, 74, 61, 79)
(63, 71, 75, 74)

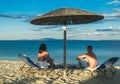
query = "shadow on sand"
(80, 67, 120, 84)
(9, 67, 120, 84)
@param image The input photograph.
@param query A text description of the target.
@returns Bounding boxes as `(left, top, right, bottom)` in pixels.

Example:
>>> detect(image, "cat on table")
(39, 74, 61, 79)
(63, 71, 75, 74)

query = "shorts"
(78, 58, 89, 68)
(36, 61, 48, 68)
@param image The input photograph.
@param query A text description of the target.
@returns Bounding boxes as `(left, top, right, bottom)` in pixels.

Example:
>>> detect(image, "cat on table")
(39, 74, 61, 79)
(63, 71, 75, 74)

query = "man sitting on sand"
(76, 45, 98, 71)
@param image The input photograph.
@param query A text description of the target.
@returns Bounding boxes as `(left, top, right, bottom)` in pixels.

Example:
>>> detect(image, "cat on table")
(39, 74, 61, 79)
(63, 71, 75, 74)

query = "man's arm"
(76, 54, 87, 60)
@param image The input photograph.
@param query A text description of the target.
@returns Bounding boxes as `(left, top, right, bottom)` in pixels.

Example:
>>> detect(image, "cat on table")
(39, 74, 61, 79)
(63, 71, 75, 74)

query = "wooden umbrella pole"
(63, 23, 67, 68)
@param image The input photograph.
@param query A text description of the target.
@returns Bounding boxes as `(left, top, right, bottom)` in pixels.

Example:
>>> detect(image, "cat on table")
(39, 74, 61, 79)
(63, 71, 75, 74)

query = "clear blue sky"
(0, 0, 120, 40)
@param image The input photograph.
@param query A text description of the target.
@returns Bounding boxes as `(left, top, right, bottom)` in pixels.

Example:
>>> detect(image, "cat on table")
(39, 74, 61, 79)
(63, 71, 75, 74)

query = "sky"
(0, 0, 120, 40)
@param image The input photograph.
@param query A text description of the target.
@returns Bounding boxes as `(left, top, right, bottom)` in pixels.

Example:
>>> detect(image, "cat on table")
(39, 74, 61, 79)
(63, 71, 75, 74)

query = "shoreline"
(0, 60, 120, 84)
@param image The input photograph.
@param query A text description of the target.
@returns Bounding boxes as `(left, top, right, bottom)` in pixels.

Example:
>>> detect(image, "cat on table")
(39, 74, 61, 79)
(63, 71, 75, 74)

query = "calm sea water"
(0, 40, 120, 65)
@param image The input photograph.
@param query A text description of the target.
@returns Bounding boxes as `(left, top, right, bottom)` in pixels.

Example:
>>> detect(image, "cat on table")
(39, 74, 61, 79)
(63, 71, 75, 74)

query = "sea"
(0, 40, 120, 66)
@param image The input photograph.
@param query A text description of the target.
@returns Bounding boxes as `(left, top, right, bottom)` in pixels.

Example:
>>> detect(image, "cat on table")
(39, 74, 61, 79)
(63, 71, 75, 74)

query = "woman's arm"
(46, 55, 56, 67)
(38, 51, 48, 58)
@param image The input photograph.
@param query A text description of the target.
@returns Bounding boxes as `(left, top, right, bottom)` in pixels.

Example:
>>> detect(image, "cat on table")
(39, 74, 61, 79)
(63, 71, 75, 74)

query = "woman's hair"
(39, 43, 47, 53)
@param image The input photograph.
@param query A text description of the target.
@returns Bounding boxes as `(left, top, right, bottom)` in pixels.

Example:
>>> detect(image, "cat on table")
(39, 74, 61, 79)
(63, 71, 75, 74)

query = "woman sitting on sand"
(37, 43, 55, 68)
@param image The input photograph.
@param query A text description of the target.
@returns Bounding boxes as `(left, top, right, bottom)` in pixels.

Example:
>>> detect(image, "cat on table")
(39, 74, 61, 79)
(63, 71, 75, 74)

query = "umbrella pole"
(63, 24, 67, 68)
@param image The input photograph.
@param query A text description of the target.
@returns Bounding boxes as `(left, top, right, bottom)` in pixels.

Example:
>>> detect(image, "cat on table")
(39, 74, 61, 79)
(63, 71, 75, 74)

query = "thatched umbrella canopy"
(31, 8, 104, 25)
(30, 8, 104, 68)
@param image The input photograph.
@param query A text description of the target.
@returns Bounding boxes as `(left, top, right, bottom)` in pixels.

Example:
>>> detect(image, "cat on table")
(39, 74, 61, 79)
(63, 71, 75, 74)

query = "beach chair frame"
(91, 57, 120, 77)
(18, 54, 60, 76)
(18, 54, 41, 75)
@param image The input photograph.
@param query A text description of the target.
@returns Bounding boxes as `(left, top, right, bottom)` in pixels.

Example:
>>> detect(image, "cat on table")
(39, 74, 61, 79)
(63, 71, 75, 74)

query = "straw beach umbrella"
(30, 8, 104, 68)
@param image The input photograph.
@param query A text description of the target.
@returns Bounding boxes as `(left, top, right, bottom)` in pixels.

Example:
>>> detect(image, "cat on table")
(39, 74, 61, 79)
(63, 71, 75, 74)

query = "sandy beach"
(0, 60, 120, 84)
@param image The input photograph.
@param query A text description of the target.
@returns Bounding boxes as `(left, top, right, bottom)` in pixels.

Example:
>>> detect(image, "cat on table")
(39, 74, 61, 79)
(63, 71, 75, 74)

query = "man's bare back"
(77, 45, 98, 69)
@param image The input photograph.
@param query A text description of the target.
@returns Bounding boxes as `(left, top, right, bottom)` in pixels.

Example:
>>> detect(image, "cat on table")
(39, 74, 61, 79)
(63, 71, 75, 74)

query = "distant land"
(0, 38, 120, 41)
(40, 38, 62, 41)
(38, 38, 120, 41)
(0, 38, 62, 41)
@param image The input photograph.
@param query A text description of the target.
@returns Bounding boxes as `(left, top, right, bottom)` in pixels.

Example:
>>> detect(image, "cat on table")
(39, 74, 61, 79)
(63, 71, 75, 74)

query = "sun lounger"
(18, 54, 64, 75)
(18, 54, 40, 68)
(91, 57, 120, 77)
(96, 57, 119, 70)
(18, 54, 59, 75)
(67, 57, 119, 76)
(18, 54, 41, 74)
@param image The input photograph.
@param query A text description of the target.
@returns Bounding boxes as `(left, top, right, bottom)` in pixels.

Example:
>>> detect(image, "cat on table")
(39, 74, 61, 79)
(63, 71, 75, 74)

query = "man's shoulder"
(84, 53, 95, 57)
